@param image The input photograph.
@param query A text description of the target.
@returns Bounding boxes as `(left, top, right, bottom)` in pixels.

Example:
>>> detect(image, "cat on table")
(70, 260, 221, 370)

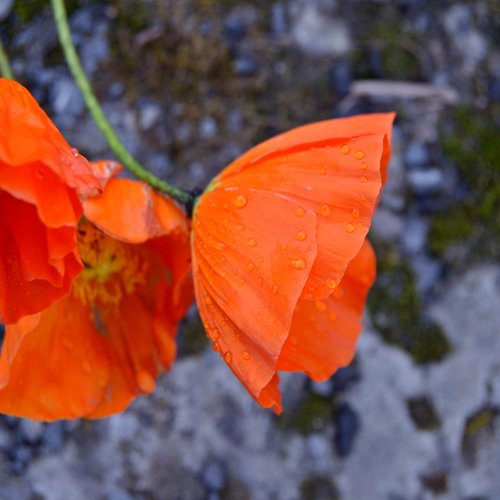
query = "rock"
(410, 254, 442, 295)
(407, 167, 444, 196)
(371, 208, 405, 243)
(138, 102, 162, 131)
(310, 380, 334, 398)
(42, 422, 65, 453)
(405, 141, 430, 167)
(306, 433, 330, 459)
(402, 215, 428, 254)
(202, 460, 227, 491)
(199, 116, 218, 140)
(0, 0, 13, 21)
(333, 403, 359, 458)
(271, 3, 287, 35)
(328, 59, 352, 98)
(51, 77, 85, 118)
(233, 56, 258, 76)
(290, 4, 351, 57)
(20, 420, 44, 444)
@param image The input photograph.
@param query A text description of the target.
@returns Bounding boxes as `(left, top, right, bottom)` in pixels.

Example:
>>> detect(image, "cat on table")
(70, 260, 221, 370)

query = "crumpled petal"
(192, 113, 394, 412)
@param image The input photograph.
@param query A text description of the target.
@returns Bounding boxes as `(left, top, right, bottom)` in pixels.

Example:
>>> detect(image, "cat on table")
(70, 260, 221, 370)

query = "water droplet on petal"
(224, 351, 232, 364)
(361, 161, 368, 170)
(137, 370, 156, 393)
(216, 242, 226, 251)
(258, 276, 264, 285)
(320, 167, 326, 175)
(352, 208, 360, 218)
(295, 207, 305, 217)
(234, 195, 247, 208)
(290, 258, 306, 270)
(345, 223, 355, 233)
(247, 262, 255, 271)
(236, 223, 245, 231)
(360, 176, 368, 183)
(212, 342, 220, 352)
(231, 268, 237, 275)
(320, 204, 331, 216)
(239, 278, 246, 285)
(340, 144, 350, 154)
(295, 231, 307, 241)
(247, 238, 257, 247)
(280, 244, 287, 251)
(71, 147, 79, 157)
(327, 279, 337, 289)
(213, 328, 220, 340)
(204, 296, 212, 305)
(272, 285, 279, 295)
(355, 150, 365, 159)
(242, 350, 251, 360)
(315, 300, 327, 312)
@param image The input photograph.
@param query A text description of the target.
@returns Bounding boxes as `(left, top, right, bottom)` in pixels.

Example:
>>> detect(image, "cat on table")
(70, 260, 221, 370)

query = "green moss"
(300, 476, 340, 500)
(279, 392, 336, 435)
(368, 245, 451, 363)
(407, 396, 441, 430)
(462, 405, 499, 466)
(177, 311, 209, 357)
(14, 0, 85, 23)
(429, 106, 500, 259)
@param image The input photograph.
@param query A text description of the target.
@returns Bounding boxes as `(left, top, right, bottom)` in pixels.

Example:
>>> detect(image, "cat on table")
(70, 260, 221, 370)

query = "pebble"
(202, 460, 227, 491)
(271, 3, 287, 35)
(233, 56, 258, 77)
(20, 420, 44, 444)
(334, 403, 360, 458)
(42, 422, 65, 453)
(402, 215, 429, 255)
(199, 116, 218, 140)
(405, 141, 430, 167)
(407, 168, 445, 196)
(0, 0, 13, 21)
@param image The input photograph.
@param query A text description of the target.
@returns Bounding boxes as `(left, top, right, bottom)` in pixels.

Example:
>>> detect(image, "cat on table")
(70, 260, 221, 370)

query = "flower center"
(73, 220, 148, 306)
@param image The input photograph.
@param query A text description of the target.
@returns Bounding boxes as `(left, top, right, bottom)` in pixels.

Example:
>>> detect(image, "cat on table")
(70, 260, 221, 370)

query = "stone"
(407, 167, 444, 196)
(202, 460, 226, 491)
(402, 215, 429, 254)
(19, 420, 44, 444)
(405, 141, 430, 167)
(0, 0, 13, 21)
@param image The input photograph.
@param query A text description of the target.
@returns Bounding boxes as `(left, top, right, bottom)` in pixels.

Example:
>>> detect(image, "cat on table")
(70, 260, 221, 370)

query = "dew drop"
(136, 370, 156, 393)
(247, 238, 257, 247)
(239, 278, 246, 285)
(231, 268, 237, 275)
(360, 176, 368, 183)
(247, 262, 255, 271)
(204, 295, 212, 305)
(272, 285, 279, 295)
(234, 195, 247, 208)
(242, 350, 251, 360)
(352, 208, 360, 218)
(290, 258, 306, 270)
(345, 223, 355, 233)
(216, 242, 226, 251)
(71, 147, 79, 157)
(361, 161, 368, 170)
(258, 256, 264, 263)
(315, 300, 327, 312)
(320, 204, 331, 216)
(224, 351, 232, 364)
(212, 342, 220, 352)
(320, 167, 326, 175)
(280, 244, 288, 251)
(340, 144, 350, 154)
(360, 194, 367, 201)
(295, 207, 305, 217)
(212, 328, 220, 340)
(295, 231, 307, 241)
(327, 279, 337, 289)
(258, 276, 264, 285)
(236, 223, 245, 231)
(355, 150, 365, 160)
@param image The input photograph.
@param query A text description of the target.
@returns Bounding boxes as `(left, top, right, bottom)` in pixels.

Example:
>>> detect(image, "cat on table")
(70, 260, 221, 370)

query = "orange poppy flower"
(0, 172, 193, 420)
(0, 78, 101, 324)
(192, 113, 394, 413)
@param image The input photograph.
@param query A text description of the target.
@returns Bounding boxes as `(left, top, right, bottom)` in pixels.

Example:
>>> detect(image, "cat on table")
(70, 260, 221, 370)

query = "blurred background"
(1, 0, 499, 498)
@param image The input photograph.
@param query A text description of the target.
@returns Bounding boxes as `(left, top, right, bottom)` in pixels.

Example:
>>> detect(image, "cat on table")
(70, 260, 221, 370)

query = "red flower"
(0, 172, 193, 420)
(0, 78, 101, 324)
(191, 113, 394, 413)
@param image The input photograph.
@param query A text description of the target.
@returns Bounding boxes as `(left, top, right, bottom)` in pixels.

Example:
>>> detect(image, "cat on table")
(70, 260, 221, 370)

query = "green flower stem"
(0, 38, 14, 80)
(50, 0, 192, 204)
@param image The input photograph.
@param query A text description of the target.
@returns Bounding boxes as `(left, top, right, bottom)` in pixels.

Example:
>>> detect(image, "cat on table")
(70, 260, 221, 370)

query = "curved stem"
(0, 37, 14, 80)
(50, 0, 192, 204)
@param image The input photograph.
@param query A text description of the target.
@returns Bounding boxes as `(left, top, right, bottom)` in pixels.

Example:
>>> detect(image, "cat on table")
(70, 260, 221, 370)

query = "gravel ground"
(0, 1, 499, 499)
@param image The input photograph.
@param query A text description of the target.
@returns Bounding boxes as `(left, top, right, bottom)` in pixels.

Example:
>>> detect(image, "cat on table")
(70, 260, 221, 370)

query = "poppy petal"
(276, 239, 376, 379)
(0, 78, 100, 195)
(214, 132, 385, 299)
(193, 188, 318, 412)
(0, 221, 193, 420)
(82, 178, 189, 244)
